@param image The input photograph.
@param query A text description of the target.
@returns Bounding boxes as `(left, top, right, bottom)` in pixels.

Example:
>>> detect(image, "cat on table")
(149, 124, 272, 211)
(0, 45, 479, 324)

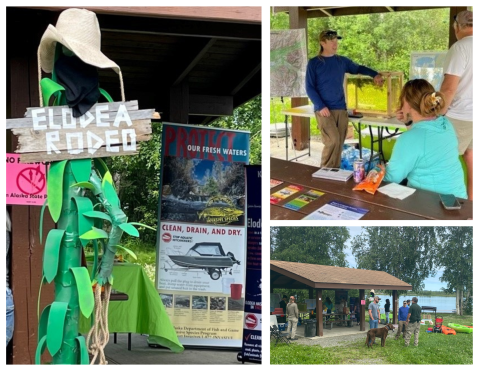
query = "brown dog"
(365, 323, 395, 348)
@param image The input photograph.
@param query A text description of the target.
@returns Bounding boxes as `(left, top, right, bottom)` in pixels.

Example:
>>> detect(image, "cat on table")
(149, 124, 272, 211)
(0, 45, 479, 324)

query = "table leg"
(128, 333, 131, 351)
(285, 114, 289, 161)
(114, 332, 117, 344)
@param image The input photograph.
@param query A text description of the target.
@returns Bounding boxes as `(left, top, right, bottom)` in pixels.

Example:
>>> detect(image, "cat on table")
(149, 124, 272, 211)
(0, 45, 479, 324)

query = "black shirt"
(385, 303, 390, 312)
(279, 300, 287, 314)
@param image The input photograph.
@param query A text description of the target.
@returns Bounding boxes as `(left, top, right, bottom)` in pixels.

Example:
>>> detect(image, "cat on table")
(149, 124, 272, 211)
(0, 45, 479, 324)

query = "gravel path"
(294, 333, 366, 348)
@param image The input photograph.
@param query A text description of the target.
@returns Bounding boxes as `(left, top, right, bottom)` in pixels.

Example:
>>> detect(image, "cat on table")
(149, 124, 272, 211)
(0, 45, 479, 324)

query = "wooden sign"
(6, 101, 153, 163)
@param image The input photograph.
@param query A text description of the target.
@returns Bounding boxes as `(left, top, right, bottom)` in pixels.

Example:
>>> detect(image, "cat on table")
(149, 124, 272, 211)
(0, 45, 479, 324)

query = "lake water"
(374, 295, 457, 313)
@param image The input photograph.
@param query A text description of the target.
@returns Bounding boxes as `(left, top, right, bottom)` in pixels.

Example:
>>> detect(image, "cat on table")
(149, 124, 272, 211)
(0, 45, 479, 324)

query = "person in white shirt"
(440, 10, 473, 200)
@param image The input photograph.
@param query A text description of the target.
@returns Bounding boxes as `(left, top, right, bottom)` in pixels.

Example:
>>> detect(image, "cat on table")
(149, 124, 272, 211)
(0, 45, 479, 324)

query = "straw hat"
(38, 8, 119, 74)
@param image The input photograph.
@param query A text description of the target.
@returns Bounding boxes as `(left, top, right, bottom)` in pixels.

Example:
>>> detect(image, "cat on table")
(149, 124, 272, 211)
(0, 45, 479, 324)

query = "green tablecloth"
(80, 263, 183, 353)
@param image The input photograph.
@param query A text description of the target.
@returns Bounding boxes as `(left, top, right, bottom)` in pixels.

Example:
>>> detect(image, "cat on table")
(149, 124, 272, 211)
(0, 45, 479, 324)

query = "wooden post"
(393, 290, 397, 324)
(360, 289, 365, 332)
(170, 80, 189, 124)
(309, 287, 313, 300)
(288, 7, 309, 151)
(316, 288, 323, 337)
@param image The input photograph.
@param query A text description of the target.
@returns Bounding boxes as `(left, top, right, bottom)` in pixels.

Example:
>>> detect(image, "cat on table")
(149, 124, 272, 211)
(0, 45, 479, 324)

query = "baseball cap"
(374, 296, 380, 300)
(320, 30, 343, 41)
(403, 301, 407, 304)
(454, 10, 473, 25)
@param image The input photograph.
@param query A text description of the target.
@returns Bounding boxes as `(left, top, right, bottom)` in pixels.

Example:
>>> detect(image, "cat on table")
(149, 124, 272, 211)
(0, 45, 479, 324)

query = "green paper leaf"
(35, 335, 48, 365)
(108, 275, 114, 285)
(71, 267, 95, 318)
(47, 160, 68, 222)
(76, 336, 90, 365)
(118, 223, 139, 237)
(38, 304, 51, 343)
(128, 222, 157, 231)
(80, 227, 109, 240)
(91, 240, 99, 281)
(83, 210, 112, 224)
(71, 159, 91, 183)
(102, 170, 114, 186)
(71, 181, 95, 190)
(93, 158, 109, 180)
(39, 198, 48, 244)
(102, 180, 119, 207)
(73, 197, 94, 247)
(47, 301, 68, 356)
(115, 244, 138, 260)
(43, 229, 65, 283)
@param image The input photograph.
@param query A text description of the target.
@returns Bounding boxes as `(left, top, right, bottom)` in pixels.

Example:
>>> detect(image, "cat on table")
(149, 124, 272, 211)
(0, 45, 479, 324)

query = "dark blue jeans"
(6, 287, 14, 346)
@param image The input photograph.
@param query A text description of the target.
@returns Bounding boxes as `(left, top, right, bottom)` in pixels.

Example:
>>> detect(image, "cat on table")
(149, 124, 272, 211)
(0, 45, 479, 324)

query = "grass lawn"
(270, 313, 473, 364)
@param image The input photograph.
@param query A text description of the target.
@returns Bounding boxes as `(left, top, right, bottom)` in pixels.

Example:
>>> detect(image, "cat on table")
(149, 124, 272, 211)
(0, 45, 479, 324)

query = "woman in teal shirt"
(385, 79, 467, 199)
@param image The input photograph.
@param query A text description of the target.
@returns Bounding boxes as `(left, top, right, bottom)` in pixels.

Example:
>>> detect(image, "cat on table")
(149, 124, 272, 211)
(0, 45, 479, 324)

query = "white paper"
(378, 183, 416, 200)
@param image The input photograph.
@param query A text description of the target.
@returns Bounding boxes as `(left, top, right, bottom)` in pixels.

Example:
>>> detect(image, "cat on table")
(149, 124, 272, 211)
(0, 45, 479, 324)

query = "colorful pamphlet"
(302, 201, 368, 220)
(270, 178, 284, 189)
(270, 185, 303, 204)
(283, 189, 324, 211)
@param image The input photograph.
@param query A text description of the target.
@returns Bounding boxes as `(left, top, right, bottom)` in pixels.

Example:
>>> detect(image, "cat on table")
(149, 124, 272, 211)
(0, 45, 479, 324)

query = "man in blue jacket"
(306, 29, 384, 168)
(394, 300, 409, 340)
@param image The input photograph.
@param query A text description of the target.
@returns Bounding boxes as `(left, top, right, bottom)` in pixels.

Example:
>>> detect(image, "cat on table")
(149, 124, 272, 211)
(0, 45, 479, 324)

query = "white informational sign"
(410, 51, 448, 91)
(158, 222, 245, 294)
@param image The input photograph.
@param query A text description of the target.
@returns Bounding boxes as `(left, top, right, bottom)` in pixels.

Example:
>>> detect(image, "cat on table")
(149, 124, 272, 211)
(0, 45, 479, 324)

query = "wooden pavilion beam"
(289, 6, 309, 151)
(172, 38, 217, 86)
(29, 6, 262, 23)
(189, 95, 233, 116)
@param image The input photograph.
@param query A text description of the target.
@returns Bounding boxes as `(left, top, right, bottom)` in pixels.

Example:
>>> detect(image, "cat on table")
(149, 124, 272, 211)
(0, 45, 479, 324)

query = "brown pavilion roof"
(271, 260, 412, 291)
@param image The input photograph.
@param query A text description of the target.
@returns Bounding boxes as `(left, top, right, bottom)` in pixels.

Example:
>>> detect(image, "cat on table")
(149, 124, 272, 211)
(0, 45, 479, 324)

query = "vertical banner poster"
(156, 123, 250, 347)
(240, 165, 262, 363)
(6, 153, 48, 206)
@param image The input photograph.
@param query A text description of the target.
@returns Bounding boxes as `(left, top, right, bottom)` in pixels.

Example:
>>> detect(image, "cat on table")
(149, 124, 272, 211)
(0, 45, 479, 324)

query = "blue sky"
(345, 227, 444, 291)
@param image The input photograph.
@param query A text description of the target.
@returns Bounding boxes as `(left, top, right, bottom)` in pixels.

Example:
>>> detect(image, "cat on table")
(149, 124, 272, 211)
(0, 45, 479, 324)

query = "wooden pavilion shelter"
(271, 260, 412, 337)
(271, 6, 469, 151)
(6, 6, 260, 364)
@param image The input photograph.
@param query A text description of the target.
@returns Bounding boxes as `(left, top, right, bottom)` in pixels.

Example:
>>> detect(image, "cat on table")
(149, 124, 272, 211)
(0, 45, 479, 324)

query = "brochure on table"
(312, 167, 353, 181)
(302, 201, 368, 220)
(270, 184, 303, 204)
(283, 189, 324, 211)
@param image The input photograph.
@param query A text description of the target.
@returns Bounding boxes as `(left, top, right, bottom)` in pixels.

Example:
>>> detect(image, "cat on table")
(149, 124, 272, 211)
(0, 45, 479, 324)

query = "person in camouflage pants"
(404, 297, 422, 346)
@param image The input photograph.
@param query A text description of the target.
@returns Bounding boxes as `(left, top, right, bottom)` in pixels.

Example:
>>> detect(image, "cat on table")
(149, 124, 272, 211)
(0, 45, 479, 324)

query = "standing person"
(6, 209, 14, 347)
(405, 297, 422, 347)
(440, 10, 473, 200)
(325, 297, 333, 314)
(384, 299, 391, 324)
(385, 79, 467, 199)
(306, 29, 384, 168)
(286, 296, 299, 341)
(354, 298, 361, 325)
(279, 294, 288, 315)
(368, 296, 381, 344)
(395, 301, 409, 340)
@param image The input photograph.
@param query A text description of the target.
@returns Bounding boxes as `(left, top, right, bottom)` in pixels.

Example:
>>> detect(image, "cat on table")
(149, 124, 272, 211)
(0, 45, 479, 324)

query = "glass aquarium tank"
(345, 72, 404, 118)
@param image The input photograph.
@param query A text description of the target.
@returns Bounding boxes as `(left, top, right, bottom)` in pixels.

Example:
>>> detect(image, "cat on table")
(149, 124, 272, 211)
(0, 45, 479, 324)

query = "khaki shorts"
(447, 116, 473, 153)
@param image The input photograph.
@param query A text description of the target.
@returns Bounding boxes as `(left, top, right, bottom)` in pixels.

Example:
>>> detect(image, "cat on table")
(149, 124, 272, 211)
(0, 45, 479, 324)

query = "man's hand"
(317, 107, 331, 117)
(373, 74, 384, 87)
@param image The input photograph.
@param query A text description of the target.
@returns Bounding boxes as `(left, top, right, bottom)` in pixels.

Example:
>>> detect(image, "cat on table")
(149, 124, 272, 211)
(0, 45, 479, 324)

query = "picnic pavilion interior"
(270, 260, 412, 338)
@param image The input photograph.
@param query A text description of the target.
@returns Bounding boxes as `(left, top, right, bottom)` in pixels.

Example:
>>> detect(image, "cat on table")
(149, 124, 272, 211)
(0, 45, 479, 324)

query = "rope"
(119, 69, 125, 102)
(86, 284, 112, 365)
(37, 48, 44, 107)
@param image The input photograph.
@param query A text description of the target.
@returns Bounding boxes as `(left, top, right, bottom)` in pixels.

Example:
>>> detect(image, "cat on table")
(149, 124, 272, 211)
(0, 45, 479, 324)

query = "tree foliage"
(351, 227, 438, 294)
(210, 95, 261, 165)
(271, 8, 450, 79)
(435, 227, 473, 297)
(270, 227, 349, 267)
